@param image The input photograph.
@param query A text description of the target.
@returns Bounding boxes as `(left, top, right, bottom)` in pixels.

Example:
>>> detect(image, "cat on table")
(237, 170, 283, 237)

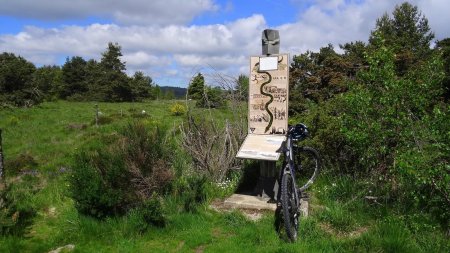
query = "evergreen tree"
(0, 52, 38, 106)
(289, 44, 349, 114)
(369, 2, 434, 75)
(61, 56, 88, 100)
(97, 42, 131, 101)
(32, 65, 63, 101)
(130, 71, 154, 101)
(187, 73, 205, 100)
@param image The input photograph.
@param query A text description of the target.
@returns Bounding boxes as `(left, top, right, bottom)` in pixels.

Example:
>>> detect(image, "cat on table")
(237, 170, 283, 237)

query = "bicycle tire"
(296, 146, 321, 193)
(281, 169, 298, 242)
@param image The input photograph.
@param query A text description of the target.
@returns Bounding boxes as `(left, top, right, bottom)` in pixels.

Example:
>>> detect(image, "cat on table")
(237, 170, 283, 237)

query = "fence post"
(95, 104, 99, 127)
(0, 128, 4, 180)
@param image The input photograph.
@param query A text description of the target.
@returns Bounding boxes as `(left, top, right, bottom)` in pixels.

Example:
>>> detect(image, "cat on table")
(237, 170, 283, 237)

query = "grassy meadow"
(0, 100, 448, 253)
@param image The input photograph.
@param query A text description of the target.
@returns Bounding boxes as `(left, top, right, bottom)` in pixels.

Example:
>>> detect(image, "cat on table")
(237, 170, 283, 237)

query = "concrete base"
(299, 198, 309, 217)
(224, 194, 277, 211)
(223, 194, 309, 217)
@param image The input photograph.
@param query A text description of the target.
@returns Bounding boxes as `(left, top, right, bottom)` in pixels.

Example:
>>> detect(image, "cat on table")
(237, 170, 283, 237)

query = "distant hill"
(159, 86, 187, 99)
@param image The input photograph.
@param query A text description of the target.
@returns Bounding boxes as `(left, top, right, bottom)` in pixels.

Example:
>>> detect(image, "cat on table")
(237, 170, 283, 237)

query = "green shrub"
(69, 121, 174, 218)
(126, 196, 166, 233)
(169, 102, 186, 116)
(180, 176, 211, 212)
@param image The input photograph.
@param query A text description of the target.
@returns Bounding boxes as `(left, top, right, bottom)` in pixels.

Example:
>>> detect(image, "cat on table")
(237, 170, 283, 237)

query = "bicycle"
(278, 123, 320, 242)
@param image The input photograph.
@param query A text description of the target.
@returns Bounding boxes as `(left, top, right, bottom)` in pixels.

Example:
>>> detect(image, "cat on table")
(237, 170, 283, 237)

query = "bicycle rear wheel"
(281, 170, 299, 242)
(296, 146, 320, 193)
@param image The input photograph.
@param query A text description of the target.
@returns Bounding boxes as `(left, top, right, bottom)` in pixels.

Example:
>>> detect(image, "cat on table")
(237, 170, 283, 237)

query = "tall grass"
(0, 101, 449, 252)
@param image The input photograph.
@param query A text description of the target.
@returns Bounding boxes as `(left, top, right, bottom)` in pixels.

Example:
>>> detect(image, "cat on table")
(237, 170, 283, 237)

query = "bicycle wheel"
(281, 170, 299, 242)
(296, 146, 320, 193)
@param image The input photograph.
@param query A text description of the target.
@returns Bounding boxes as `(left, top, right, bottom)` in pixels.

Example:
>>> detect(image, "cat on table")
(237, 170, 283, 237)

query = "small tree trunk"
(0, 128, 4, 180)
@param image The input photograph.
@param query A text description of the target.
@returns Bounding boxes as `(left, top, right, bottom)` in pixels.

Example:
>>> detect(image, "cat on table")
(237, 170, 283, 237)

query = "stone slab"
(224, 194, 277, 211)
(223, 194, 309, 217)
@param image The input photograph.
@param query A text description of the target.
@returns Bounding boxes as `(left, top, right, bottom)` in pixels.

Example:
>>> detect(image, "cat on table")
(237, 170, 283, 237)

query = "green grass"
(1, 101, 449, 252)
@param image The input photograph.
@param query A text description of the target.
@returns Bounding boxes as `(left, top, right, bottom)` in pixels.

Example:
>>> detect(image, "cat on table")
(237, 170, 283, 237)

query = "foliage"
(341, 34, 449, 225)
(4, 153, 38, 177)
(127, 196, 166, 232)
(129, 71, 154, 101)
(289, 44, 351, 114)
(179, 175, 212, 212)
(169, 102, 187, 116)
(0, 181, 37, 236)
(369, 2, 434, 75)
(235, 74, 249, 101)
(196, 86, 226, 108)
(69, 121, 173, 218)
(61, 56, 88, 99)
(180, 113, 245, 183)
(1, 42, 160, 107)
(31, 65, 63, 101)
(187, 73, 205, 100)
(435, 38, 450, 100)
(0, 52, 39, 107)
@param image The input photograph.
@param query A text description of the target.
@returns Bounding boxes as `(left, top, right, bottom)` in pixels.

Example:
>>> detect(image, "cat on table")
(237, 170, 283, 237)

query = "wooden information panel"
(248, 54, 289, 135)
(236, 134, 285, 161)
(236, 54, 289, 161)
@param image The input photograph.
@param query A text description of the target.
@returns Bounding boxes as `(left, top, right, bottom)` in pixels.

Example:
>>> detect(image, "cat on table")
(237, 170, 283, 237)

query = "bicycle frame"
(279, 127, 300, 208)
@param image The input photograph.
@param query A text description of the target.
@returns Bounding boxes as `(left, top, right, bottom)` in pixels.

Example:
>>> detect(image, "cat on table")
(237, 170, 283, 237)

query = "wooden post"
(0, 129, 4, 180)
(95, 104, 99, 127)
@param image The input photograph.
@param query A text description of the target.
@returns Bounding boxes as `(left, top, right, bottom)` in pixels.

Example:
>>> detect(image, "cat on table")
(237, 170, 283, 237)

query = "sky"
(0, 0, 449, 87)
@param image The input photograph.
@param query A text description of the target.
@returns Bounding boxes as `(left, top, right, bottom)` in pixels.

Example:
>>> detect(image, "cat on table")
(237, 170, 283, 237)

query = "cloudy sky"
(0, 0, 449, 87)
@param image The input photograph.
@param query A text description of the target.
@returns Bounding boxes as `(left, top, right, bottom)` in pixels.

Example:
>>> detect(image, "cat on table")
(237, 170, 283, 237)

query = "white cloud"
(0, 0, 218, 26)
(0, 14, 266, 86)
(278, 0, 450, 56)
(1, 0, 449, 87)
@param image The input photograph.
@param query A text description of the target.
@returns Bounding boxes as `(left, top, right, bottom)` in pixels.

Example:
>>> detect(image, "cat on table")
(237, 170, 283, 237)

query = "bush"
(180, 114, 245, 182)
(126, 196, 166, 233)
(339, 37, 449, 226)
(174, 175, 212, 213)
(169, 102, 186, 116)
(69, 121, 174, 218)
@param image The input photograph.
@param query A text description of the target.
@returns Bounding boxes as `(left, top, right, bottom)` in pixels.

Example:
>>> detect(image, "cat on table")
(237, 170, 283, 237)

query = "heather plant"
(69, 121, 173, 220)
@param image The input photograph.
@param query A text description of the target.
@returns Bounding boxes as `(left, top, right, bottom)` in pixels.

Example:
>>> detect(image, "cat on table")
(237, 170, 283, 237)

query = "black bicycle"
(279, 123, 320, 242)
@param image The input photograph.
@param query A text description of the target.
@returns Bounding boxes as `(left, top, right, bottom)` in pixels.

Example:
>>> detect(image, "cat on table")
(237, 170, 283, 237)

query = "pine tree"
(187, 73, 205, 100)
(369, 2, 434, 75)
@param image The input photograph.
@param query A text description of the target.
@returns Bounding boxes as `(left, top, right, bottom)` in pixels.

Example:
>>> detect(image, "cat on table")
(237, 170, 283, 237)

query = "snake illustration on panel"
(254, 55, 283, 133)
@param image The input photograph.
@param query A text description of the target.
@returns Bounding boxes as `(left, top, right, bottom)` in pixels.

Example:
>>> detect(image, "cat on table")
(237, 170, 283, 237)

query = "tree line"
(0, 42, 179, 107)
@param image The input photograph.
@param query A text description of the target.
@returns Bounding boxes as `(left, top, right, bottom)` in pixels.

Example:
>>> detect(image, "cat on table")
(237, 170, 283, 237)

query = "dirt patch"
(67, 123, 87, 130)
(319, 222, 369, 239)
(195, 245, 205, 253)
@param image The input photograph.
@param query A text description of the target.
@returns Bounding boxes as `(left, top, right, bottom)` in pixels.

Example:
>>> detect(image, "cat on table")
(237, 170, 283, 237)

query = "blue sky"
(1, 0, 449, 87)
